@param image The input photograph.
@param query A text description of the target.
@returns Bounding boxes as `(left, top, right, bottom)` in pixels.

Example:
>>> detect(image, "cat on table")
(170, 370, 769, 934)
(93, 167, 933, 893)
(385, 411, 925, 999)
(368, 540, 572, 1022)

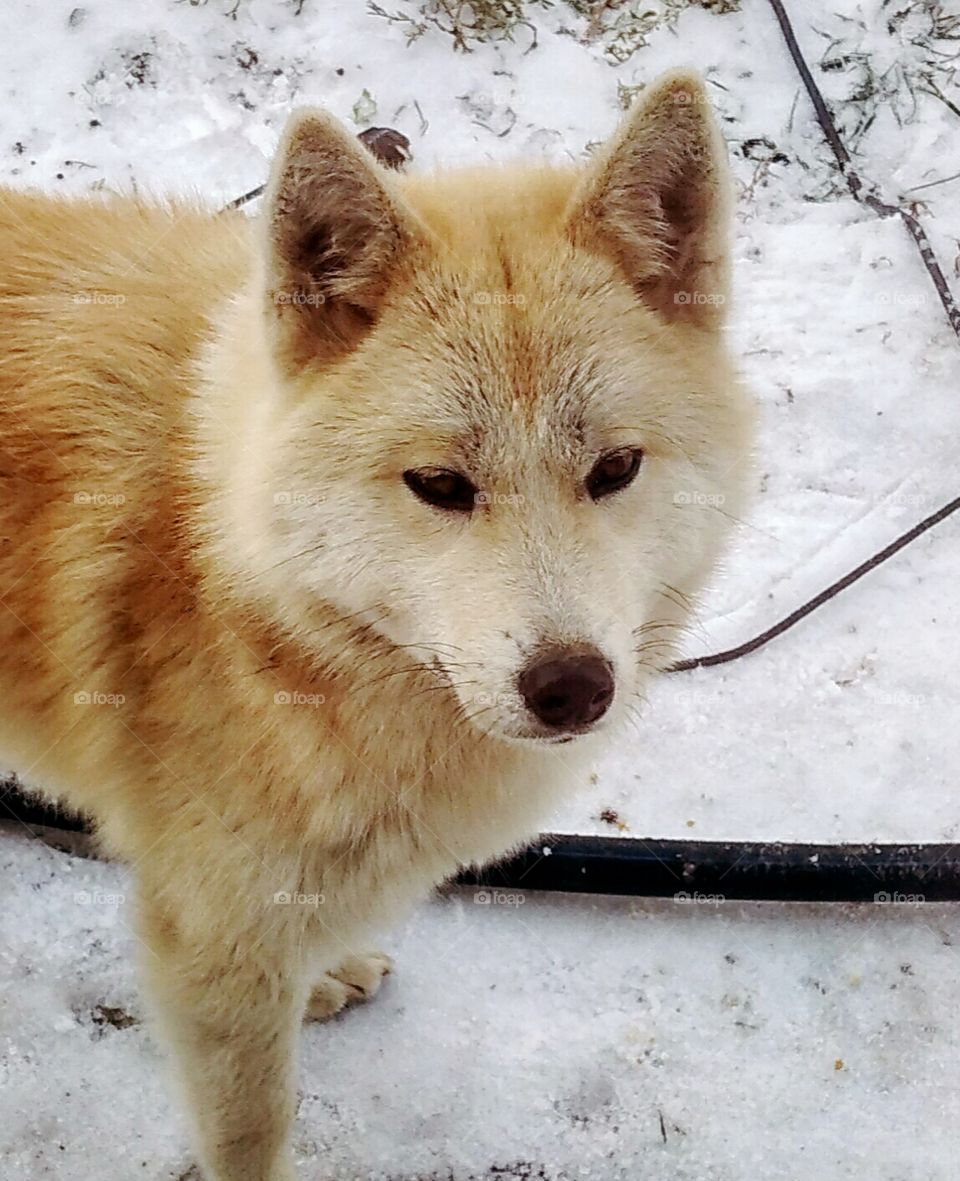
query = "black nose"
(518, 648, 615, 732)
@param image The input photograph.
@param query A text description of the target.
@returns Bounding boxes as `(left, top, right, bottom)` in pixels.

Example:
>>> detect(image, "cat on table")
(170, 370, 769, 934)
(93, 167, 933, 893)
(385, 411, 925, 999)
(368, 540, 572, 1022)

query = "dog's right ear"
(262, 109, 423, 371)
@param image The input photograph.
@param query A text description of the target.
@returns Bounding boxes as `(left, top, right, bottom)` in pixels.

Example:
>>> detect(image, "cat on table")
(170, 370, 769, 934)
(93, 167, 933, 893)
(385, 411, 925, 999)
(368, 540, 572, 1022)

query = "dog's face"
(254, 71, 751, 745)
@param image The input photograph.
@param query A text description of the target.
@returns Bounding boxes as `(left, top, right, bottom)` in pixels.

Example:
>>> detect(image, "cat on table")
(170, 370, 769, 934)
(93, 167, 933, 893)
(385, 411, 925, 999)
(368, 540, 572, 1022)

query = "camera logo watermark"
(273, 890, 325, 906)
(674, 890, 725, 906)
(273, 690, 326, 708)
(273, 490, 325, 508)
(73, 690, 125, 708)
(72, 291, 126, 307)
(875, 291, 927, 308)
(474, 888, 525, 907)
(74, 491, 126, 507)
(474, 291, 526, 307)
(274, 290, 326, 307)
(673, 490, 726, 507)
(671, 89, 712, 107)
(670, 689, 723, 710)
(475, 490, 525, 507)
(674, 290, 725, 307)
(473, 690, 525, 710)
(74, 890, 125, 906)
(868, 691, 925, 710)
(874, 891, 925, 906)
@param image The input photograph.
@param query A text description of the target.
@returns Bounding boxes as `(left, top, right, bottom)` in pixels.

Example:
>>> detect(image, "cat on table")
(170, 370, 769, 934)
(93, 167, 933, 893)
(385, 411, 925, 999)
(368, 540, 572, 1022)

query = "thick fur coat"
(0, 70, 751, 1181)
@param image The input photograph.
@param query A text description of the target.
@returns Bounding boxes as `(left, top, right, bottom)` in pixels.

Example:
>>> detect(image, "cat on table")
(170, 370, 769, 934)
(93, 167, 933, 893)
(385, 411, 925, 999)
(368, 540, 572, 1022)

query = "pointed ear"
(566, 70, 731, 328)
(262, 108, 423, 370)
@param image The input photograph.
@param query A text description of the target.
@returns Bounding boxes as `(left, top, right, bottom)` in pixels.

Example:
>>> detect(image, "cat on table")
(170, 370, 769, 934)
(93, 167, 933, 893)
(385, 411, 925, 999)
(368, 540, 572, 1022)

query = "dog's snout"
(518, 648, 615, 732)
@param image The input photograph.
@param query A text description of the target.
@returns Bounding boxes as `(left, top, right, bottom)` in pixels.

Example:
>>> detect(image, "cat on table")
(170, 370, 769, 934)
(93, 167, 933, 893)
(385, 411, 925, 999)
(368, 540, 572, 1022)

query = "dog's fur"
(0, 71, 751, 1180)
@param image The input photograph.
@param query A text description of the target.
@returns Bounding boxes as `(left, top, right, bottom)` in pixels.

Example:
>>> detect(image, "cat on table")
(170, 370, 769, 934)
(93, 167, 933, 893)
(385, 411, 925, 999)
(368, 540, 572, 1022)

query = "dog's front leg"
(138, 880, 306, 1181)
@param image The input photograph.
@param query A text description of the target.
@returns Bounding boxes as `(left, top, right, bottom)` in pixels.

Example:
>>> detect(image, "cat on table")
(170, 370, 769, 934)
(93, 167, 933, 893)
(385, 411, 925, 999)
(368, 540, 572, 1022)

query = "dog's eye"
(585, 448, 643, 500)
(403, 468, 477, 513)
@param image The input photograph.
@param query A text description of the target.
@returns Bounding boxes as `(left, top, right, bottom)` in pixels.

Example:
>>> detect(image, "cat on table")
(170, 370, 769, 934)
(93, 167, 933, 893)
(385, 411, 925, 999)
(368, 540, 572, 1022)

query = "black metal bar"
(458, 833, 960, 903)
(4, 784, 958, 903)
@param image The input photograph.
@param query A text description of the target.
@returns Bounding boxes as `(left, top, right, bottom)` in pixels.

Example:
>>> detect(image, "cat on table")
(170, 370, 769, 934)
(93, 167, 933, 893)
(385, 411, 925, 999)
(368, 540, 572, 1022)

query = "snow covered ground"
(2, 0, 960, 1178)
(5, 825, 960, 1181)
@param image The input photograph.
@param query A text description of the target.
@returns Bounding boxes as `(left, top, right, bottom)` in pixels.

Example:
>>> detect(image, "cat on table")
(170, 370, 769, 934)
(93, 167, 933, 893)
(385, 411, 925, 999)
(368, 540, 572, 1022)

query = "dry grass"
(816, 1, 960, 152)
(368, 0, 553, 51)
(368, 0, 740, 58)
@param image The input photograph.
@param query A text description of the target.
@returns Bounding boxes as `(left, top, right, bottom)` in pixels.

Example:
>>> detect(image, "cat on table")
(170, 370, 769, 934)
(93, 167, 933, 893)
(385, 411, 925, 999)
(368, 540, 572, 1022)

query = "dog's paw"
(305, 951, 393, 1021)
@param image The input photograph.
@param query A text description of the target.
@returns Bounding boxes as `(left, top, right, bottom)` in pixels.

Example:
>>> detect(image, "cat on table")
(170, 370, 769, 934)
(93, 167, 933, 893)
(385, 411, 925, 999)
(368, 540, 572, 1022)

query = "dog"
(0, 69, 751, 1180)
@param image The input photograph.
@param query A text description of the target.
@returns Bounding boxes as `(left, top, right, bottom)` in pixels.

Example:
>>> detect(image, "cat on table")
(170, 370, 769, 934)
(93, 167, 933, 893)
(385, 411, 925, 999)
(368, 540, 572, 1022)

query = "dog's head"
(239, 70, 752, 745)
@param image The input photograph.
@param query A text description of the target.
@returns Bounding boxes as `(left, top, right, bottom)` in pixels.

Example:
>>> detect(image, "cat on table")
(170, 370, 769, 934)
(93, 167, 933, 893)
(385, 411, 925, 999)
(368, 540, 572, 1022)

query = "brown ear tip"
(279, 107, 352, 156)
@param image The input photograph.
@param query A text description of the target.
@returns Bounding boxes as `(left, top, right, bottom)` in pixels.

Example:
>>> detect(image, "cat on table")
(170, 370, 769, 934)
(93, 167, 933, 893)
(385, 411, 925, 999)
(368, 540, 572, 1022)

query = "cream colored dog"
(0, 70, 750, 1180)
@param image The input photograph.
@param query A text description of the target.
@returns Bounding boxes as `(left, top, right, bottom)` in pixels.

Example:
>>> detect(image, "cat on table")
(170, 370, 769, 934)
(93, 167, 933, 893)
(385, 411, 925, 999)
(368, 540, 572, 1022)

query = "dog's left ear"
(566, 70, 731, 328)
(262, 108, 424, 370)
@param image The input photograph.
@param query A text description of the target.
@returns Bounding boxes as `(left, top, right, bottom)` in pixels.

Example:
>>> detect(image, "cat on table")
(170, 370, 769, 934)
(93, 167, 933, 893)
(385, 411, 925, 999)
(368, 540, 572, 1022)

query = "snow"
(5, 827, 960, 1181)
(2, 0, 960, 1178)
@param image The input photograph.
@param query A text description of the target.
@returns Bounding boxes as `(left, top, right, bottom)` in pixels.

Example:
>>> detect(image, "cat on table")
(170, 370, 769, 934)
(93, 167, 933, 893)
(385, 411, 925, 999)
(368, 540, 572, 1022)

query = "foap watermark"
(874, 891, 925, 907)
(674, 890, 725, 906)
(671, 88, 713, 107)
(273, 890, 325, 907)
(74, 889, 125, 906)
(273, 490, 325, 508)
(473, 690, 525, 711)
(671, 689, 723, 711)
(474, 291, 526, 307)
(674, 290, 725, 308)
(72, 291, 126, 307)
(274, 289, 326, 307)
(74, 490, 126, 507)
(475, 490, 525, 507)
(74, 690, 125, 709)
(464, 86, 516, 110)
(673, 490, 726, 507)
(474, 888, 525, 907)
(869, 691, 926, 710)
(875, 291, 927, 309)
(886, 491, 928, 510)
(273, 690, 326, 708)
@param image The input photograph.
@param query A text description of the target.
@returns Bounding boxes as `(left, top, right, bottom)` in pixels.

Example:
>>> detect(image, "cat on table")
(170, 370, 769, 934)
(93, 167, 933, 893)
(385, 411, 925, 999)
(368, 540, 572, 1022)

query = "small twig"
(905, 169, 960, 192)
